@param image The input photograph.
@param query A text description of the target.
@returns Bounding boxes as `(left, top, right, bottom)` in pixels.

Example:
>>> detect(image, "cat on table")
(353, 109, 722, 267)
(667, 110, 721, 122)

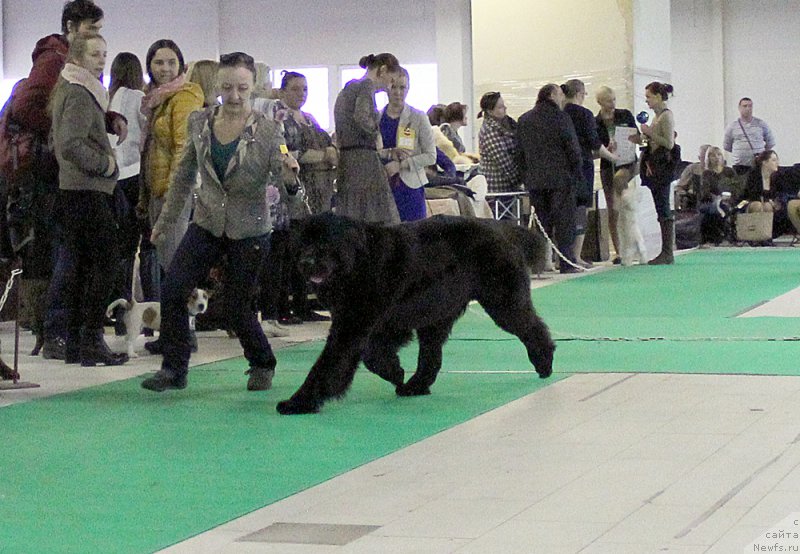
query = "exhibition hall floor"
(2, 248, 799, 553)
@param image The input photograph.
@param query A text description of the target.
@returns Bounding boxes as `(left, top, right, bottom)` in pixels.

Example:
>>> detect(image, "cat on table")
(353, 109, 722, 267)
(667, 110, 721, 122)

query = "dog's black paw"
(536, 367, 552, 379)
(276, 398, 320, 415)
(369, 365, 405, 387)
(534, 347, 554, 379)
(395, 382, 431, 397)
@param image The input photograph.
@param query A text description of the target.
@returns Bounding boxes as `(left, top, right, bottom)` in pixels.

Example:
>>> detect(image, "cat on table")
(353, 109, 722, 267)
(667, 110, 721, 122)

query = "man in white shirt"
(722, 97, 776, 174)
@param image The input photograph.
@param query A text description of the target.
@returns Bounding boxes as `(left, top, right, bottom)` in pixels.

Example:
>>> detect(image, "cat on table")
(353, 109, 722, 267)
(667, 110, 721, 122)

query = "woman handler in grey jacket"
(141, 52, 298, 393)
(50, 34, 128, 366)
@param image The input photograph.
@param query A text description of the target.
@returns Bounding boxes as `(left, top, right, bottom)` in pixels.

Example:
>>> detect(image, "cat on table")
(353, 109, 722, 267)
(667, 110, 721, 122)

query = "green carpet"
(0, 355, 557, 553)
(2, 248, 798, 553)
(450, 248, 800, 375)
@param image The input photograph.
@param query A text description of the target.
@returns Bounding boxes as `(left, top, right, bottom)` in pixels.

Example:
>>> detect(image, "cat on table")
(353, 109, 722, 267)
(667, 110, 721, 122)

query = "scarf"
(140, 73, 187, 121)
(139, 74, 188, 152)
(60, 62, 109, 111)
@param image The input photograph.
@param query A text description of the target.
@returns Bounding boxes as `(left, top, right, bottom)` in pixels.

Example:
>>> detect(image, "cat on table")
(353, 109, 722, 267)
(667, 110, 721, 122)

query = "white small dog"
(105, 289, 209, 357)
(616, 183, 648, 266)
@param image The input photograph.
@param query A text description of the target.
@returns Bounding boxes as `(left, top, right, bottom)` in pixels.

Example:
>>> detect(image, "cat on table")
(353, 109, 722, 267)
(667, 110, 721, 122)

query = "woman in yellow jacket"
(138, 39, 203, 284)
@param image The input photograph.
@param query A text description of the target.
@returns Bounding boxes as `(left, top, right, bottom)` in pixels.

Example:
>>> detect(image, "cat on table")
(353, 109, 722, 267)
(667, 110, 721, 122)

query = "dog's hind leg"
(362, 328, 412, 387)
(479, 288, 555, 379)
(396, 317, 457, 397)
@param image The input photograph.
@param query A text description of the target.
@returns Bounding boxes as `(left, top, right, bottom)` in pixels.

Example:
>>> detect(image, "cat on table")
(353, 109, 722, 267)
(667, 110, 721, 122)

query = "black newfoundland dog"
(276, 213, 555, 415)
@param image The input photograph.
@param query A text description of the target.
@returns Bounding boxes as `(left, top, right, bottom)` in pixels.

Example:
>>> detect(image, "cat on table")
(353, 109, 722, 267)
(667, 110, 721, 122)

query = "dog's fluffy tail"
(105, 298, 132, 319)
(495, 223, 549, 275)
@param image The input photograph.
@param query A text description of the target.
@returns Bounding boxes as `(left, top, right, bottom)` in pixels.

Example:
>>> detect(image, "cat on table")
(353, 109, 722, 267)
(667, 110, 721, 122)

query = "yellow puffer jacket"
(145, 81, 204, 199)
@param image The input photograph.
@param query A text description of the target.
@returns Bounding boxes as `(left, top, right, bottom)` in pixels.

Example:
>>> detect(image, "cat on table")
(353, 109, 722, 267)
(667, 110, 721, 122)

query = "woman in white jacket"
(379, 67, 436, 221)
(107, 53, 154, 330)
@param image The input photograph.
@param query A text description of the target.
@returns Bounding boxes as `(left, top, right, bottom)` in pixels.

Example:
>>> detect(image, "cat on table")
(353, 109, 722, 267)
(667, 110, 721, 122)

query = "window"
(340, 63, 438, 114)
(0, 78, 22, 109)
(271, 67, 330, 130)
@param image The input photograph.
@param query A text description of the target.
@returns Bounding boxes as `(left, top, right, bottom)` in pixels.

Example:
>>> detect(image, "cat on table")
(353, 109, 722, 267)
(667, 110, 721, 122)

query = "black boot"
(64, 328, 81, 364)
(144, 338, 163, 355)
(42, 336, 67, 360)
(80, 328, 129, 367)
(648, 219, 675, 265)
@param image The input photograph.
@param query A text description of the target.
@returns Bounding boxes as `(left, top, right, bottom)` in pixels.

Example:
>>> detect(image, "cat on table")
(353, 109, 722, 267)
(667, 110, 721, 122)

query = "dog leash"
(0, 268, 22, 314)
(527, 206, 587, 273)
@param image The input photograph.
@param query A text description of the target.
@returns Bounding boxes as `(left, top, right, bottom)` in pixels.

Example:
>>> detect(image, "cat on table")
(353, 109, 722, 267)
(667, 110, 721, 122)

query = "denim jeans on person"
(159, 223, 275, 376)
(58, 189, 120, 337)
(42, 239, 71, 341)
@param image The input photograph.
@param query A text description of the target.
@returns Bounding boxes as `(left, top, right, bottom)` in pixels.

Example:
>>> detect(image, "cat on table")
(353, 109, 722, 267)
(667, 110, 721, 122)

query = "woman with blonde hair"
(595, 85, 640, 264)
(697, 146, 737, 245)
(50, 34, 128, 365)
(186, 59, 219, 107)
(380, 67, 436, 221)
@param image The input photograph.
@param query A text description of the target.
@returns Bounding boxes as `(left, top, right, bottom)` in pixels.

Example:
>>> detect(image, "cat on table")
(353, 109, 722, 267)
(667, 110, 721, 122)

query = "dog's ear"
(142, 306, 159, 327)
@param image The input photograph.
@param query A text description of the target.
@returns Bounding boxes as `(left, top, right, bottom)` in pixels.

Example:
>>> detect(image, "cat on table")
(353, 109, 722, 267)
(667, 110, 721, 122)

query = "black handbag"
(641, 143, 681, 182)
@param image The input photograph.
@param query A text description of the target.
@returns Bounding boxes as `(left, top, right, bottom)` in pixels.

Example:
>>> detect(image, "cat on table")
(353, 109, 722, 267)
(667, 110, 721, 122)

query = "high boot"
(64, 327, 82, 364)
(648, 219, 675, 265)
(80, 328, 129, 367)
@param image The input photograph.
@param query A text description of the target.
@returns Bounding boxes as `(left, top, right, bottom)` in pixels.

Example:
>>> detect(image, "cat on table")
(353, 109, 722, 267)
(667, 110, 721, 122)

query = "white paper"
(613, 127, 637, 165)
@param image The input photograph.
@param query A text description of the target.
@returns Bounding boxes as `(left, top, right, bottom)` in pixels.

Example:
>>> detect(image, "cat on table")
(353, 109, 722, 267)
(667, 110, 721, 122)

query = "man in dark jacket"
(517, 84, 582, 273)
(9, 1, 104, 135)
(6, 0, 108, 359)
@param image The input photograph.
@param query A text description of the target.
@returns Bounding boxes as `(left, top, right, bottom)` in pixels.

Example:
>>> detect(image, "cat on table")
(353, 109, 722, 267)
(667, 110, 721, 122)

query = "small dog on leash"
(105, 289, 209, 357)
(616, 183, 648, 266)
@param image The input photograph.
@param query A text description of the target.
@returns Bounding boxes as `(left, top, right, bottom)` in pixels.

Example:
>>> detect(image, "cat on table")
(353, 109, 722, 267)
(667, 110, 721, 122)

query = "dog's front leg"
(276, 327, 367, 415)
(396, 319, 455, 397)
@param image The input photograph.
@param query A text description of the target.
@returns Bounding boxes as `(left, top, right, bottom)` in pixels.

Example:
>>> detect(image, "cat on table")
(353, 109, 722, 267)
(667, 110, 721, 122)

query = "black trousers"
(161, 224, 275, 375)
(529, 186, 576, 261)
(58, 189, 119, 334)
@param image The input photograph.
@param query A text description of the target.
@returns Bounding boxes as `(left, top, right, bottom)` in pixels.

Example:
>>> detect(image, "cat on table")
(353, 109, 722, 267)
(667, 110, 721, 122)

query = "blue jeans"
(43, 240, 71, 340)
(160, 224, 274, 375)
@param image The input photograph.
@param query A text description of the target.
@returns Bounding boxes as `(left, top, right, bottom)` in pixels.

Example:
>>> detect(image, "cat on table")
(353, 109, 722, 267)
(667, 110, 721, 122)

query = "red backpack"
(0, 80, 43, 182)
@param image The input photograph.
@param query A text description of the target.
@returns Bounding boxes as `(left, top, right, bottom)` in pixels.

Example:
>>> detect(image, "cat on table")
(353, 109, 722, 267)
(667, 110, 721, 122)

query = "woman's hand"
(392, 148, 411, 162)
(324, 146, 338, 166)
(640, 123, 653, 138)
(135, 201, 148, 220)
(111, 115, 128, 145)
(608, 138, 617, 153)
(384, 160, 401, 177)
(283, 155, 300, 173)
(628, 132, 643, 145)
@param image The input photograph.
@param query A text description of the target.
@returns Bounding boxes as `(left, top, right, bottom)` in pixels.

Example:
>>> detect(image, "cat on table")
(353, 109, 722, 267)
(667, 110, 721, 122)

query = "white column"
(709, 0, 726, 150)
(633, 0, 672, 117)
(435, 0, 474, 149)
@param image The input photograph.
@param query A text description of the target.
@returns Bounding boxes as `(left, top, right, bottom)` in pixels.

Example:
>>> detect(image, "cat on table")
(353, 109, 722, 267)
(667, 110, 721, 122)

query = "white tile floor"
(3, 258, 800, 553)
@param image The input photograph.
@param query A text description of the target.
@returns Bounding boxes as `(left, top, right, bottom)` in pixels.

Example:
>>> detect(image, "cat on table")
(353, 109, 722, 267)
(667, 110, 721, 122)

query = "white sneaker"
(263, 320, 289, 338)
